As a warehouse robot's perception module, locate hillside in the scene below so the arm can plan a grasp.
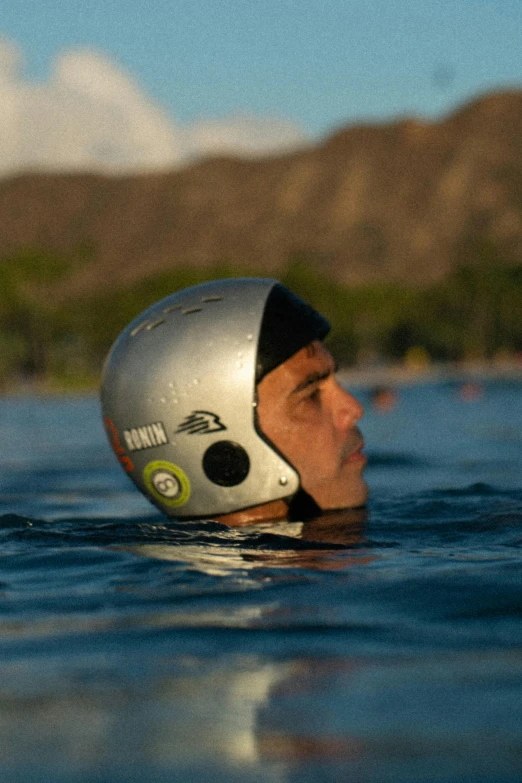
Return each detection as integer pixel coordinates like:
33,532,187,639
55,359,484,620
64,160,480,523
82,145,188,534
0,89,521,293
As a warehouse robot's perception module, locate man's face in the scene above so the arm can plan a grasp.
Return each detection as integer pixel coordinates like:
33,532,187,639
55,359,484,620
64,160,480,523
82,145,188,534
257,340,368,510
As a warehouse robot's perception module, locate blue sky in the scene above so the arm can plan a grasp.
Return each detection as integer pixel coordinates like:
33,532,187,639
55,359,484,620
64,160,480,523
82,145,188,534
0,1,521,176
3,0,522,137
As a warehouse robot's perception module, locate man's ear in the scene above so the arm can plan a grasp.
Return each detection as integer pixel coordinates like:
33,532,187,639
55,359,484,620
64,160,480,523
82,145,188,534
287,489,322,522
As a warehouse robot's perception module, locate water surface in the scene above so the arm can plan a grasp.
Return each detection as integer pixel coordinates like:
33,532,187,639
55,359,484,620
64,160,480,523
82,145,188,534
1,378,522,782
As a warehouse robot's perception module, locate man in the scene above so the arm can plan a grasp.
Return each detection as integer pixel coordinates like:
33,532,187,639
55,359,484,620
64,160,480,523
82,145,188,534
101,278,367,525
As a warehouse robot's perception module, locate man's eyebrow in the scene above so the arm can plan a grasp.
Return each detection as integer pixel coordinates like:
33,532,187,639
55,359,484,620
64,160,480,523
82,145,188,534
290,362,338,395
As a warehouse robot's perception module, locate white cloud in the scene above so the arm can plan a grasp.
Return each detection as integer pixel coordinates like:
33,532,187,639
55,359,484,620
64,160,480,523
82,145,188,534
184,114,307,160
0,38,308,177
0,37,21,84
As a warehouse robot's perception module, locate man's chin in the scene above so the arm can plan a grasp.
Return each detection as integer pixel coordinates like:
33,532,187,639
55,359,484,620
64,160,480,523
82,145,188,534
303,478,369,512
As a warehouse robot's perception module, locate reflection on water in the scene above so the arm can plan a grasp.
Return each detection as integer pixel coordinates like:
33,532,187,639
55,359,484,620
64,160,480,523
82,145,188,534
128,508,372,575
2,649,522,782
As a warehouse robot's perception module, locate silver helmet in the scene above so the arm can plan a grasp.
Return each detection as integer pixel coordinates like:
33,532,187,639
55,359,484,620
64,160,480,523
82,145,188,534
100,278,329,518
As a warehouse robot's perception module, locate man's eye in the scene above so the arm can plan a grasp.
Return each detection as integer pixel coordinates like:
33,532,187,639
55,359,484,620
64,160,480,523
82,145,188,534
307,387,321,403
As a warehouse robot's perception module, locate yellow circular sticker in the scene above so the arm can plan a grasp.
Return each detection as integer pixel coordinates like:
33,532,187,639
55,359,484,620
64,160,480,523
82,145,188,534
143,460,191,508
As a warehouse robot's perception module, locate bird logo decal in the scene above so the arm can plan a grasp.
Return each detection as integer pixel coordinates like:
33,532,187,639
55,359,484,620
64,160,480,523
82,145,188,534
175,410,227,435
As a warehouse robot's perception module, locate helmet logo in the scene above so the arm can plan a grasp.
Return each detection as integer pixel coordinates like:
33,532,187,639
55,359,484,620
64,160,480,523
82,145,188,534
104,417,134,473
143,460,191,508
123,421,169,451
175,410,227,435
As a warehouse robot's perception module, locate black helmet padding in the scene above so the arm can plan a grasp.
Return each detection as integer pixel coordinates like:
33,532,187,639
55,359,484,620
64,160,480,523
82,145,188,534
256,284,330,383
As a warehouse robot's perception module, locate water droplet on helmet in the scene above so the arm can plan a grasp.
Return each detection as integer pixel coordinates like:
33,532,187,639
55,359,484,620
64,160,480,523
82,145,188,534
279,476,288,486
193,378,200,385
246,334,253,341
159,397,166,404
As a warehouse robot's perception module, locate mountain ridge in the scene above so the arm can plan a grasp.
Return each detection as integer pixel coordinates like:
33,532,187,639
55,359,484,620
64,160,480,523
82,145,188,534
0,88,521,294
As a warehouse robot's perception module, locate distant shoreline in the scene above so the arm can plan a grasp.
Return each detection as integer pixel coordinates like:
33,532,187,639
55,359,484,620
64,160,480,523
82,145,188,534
1,359,522,397
338,358,522,388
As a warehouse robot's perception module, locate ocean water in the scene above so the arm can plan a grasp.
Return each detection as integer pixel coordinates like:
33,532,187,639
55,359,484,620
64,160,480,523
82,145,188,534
1,377,522,783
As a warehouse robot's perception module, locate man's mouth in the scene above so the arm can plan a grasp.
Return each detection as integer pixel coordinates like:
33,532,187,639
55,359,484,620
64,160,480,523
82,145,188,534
342,436,366,465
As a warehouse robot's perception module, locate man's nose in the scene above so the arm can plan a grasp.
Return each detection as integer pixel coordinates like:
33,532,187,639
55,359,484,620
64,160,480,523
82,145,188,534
333,383,364,427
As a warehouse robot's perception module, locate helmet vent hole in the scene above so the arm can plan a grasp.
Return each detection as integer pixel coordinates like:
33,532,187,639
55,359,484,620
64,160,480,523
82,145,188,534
146,318,165,330
163,304,183,313
131,321,150,337
182,306,203,315
201,296,223,303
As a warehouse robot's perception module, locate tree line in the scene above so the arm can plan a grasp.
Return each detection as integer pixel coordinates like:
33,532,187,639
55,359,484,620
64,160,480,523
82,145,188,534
1,245,522,389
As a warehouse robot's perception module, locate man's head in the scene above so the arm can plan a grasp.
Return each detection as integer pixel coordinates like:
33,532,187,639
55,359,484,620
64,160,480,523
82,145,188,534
257,340,367,514
101,278,367,522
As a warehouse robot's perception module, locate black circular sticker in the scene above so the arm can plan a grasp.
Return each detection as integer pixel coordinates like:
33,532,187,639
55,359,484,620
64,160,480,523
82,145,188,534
202,440,250,487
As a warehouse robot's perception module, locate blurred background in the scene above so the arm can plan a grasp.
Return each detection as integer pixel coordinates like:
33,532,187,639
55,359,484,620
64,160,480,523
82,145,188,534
2,8,522,782
1,0,522,389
